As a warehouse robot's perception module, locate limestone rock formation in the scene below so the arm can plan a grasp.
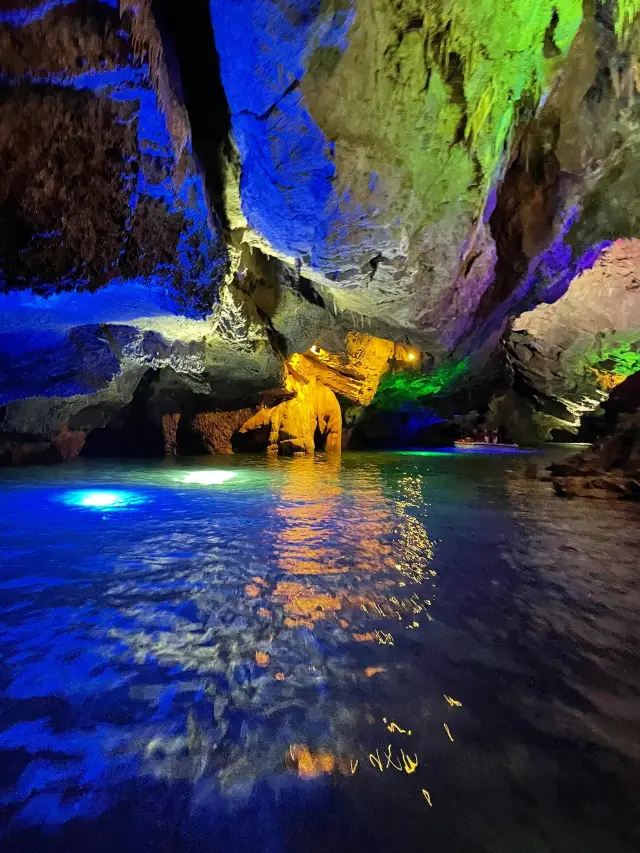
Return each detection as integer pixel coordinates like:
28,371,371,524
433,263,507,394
293,334,395,406
161,412,181,456
550,372,640,498
508,240,640,437
240,356,342,455
550,416,640,499
212,0,586,345
1,0,640,458
0,0,226,308
190,408,256,455
0,425,86,465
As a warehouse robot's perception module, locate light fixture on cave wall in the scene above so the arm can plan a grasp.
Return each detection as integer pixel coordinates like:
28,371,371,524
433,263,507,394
394,343,421,367
305,339,421,373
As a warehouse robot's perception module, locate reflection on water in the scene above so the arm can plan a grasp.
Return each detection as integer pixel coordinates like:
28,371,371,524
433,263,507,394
0,452,639,852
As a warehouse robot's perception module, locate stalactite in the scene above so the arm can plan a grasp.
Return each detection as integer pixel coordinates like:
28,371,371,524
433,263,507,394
615,0,640,37
418,0,583,186
118,0,189,167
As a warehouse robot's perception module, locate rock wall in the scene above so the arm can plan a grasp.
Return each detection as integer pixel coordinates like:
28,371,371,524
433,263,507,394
190,408,256,455
0,0,226,308
507,240,640,437
1,0,640,458
240,356,342,456
550,373,640,499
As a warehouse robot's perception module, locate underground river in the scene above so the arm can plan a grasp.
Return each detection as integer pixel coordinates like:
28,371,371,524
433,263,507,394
0,450,639,852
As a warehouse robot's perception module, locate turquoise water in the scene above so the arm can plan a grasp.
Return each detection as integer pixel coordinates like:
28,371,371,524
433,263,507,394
0,451,639,852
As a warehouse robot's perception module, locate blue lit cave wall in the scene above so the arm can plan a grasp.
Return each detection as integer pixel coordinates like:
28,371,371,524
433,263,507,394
0,0,227,404
210,0,640,363
210,0,388,277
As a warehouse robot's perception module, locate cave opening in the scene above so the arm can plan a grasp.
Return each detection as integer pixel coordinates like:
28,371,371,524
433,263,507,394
80,370,165,458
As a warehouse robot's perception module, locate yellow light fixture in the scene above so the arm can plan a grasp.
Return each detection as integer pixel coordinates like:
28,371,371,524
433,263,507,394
408,352,416,361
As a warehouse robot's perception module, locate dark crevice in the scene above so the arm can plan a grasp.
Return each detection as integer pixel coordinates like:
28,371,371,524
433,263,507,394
81,370,165,458
594,0,616,31
296,273,326,308
255,303,290,359
543,10,562,58
476,121,562,319
396,15,424,44
150,0,233,230
452,113,468,146
238,78,301,122
462,250,481,277
437,50,469,147
443,51,466,106
368,253,382,281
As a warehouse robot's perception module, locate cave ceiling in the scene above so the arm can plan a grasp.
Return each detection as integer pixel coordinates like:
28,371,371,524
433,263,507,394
0,0,639,452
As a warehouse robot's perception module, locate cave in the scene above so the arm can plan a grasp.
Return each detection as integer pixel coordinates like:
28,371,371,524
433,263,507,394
0,2,639,851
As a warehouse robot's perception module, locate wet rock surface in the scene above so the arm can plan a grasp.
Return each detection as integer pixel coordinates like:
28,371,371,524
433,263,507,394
550,417,640,499
0,1,639,457
508,241,640,437
550,373,640,499
240,358,343,456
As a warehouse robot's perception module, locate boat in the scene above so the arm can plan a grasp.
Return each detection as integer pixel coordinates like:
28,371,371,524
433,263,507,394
454,439,519,450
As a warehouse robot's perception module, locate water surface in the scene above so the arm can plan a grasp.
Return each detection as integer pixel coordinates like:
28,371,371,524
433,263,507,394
1,451,639,852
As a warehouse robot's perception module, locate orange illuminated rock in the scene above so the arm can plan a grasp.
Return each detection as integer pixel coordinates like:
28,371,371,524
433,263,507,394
255,651,270,667
589,368,627,393
302,333,395,405
365,666,386,677
240,360,341,456
245,583,261,598
236,333,396,455
315,376,342,453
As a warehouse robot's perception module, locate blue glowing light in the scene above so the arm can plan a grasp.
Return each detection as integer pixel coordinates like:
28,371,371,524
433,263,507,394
58,490,145,509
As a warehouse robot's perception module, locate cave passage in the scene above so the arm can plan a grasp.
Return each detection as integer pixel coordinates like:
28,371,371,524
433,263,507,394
1,2,640,852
